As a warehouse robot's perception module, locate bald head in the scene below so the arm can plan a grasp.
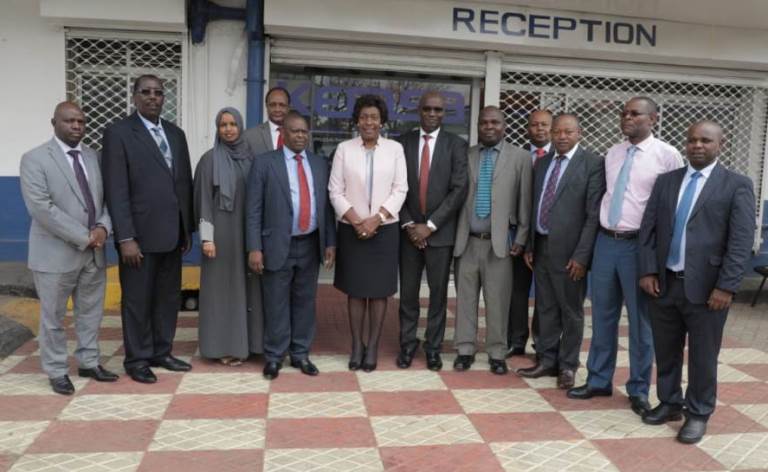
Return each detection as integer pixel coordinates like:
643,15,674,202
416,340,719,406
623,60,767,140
686,120,724,170
419,91,446,133
51,101,86,147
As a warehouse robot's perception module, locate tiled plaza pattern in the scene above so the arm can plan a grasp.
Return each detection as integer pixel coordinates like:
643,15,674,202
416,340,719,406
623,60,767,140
2,285,768,471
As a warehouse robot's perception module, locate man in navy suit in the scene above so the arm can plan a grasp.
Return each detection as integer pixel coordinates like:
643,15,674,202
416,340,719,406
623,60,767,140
639,121,755,444
102,74,194,384
246,111,336,380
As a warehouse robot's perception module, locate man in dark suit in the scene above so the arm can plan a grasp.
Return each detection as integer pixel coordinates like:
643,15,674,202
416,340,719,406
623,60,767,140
517,114,605,390
396,91,468,371
102,74,195,384
507,109,552,357
638,121,755,444
246,111,336,380
243,86,290,156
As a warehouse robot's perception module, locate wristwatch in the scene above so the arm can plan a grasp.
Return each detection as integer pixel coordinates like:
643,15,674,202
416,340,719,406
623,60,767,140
377,212,386,223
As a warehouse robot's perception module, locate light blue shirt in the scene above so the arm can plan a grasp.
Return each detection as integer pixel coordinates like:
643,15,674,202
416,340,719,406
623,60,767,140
283,147,317,235
666,160,717,272
137,112,171,157
536,143,579,234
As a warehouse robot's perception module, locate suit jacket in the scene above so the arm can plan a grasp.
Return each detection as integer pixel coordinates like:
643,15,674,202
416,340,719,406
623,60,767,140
639,163,755,303
528,146,605,268
243,121,274,157
454,142,533,258
101,112,194,253
397,129,468,247
245,149,336,271
20,138,112,272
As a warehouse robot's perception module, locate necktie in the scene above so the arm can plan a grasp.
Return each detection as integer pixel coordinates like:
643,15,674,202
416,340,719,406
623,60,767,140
67,150,96,229
151,127,172,168
419,135,432,215
294,155,311,232
607,145,638,228
276,128,284,149
667,171,702,267
535,147,546,160
474,148,494,218
538,155,565,232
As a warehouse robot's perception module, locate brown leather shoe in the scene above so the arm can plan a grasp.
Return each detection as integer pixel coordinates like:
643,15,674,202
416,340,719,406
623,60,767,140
557,369,575,389
516,363,558,378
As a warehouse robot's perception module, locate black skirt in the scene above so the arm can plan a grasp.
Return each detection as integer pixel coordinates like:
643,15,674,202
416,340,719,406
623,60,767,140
334,222,399,298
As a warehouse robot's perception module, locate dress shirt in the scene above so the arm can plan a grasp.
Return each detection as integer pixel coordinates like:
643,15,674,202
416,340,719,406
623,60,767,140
468,142,502,234
666,160,717,272
535,143,579,234
529,142,551,164
283,147,317,235
54,136,88,180
269,121,280,149
138,112,171,158
328,136,408,224
600,134,683,231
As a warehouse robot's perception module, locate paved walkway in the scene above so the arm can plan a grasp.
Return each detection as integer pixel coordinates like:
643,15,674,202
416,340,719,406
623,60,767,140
1,285,768,471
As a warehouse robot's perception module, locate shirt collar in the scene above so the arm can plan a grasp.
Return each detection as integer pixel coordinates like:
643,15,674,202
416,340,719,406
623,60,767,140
269,120,281,133
480,140,503,154
138,112,163,131
686,159,717,179
531,142,551,154
628,133,655,153
54,136,82,155
419,127,440,141
282,146,307,161
556,143,579,160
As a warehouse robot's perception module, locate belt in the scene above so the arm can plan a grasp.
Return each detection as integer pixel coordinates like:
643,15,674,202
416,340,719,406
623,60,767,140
469,232,492,240
666,269,685,279
292,230,318,240
600,227,639,240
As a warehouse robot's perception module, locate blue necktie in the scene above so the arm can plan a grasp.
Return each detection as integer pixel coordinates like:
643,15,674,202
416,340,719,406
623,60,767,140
667,171,702,267
607,145,638,227
475,148,494,218
151,127,173,169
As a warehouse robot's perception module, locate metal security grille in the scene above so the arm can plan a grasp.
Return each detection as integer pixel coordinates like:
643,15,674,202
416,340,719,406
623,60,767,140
65,30,183,151
500,70,767,247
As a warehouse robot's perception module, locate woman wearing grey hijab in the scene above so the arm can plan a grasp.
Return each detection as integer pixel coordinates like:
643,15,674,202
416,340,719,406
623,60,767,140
194,107,263,365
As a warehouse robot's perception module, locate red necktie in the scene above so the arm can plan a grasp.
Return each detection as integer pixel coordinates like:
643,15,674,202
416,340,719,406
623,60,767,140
535,147,546,159
276,128,284,149
419,135,431,215
294,155,310,232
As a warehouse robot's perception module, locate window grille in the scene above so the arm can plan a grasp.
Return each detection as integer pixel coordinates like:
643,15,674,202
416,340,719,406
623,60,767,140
65,30,183,151
500,70,767,247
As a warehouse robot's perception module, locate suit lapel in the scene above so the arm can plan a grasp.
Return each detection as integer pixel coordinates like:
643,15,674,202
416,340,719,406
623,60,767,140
262,123,274,151
407,132,421,192
552,147,583,203
492,142,510,182
47,140,87,207
688,163,723,221
81,148,100,199
270,151,292,205
533,153,552,202
162,119,180,178
130,114,173,177
667,168,686,224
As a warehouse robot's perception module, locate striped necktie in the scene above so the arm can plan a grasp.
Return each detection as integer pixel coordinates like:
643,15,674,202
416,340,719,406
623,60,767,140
151,127,173,169
474,148,494,218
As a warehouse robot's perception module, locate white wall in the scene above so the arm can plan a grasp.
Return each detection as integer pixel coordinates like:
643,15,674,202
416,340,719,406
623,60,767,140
0,0,66,176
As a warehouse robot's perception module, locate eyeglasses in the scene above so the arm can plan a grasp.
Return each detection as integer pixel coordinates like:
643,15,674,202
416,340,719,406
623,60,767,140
138,89,164,97
421,106,445,113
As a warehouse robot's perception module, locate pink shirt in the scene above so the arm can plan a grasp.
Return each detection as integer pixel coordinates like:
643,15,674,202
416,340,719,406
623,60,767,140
329,136,408,224
600,134,684,231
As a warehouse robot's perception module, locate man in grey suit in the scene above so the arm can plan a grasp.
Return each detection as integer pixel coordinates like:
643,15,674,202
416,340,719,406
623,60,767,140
20,102,119,395
453,106,532,375
639,121,755,444
243,86,291,156
517,114,605,390
246,112,336,380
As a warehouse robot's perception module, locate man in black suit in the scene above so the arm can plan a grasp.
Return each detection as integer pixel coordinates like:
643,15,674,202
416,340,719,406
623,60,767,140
396,91,468,371
507,109,552,357
246,112,337,380
638,121,755,444
102,74,195,384
517,114,605,390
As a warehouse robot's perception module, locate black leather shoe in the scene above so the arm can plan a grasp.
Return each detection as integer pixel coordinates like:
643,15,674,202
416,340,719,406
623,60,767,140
642,403,684,425
516,363,558,378
263,361,282,380
290,358,319,376
49,375,75,395
453,354,475,372
489,359,509,375
396,345,418,369
629,395,651,416
567,384,613,399
150,355,192,372
127,366,157,384
78,365,119,382
426,352,443,371
677,416,707,444
505,346,526,358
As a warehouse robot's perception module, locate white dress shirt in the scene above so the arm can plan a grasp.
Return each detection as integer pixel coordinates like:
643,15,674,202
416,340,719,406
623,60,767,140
54,136,88,180
269,120,281,148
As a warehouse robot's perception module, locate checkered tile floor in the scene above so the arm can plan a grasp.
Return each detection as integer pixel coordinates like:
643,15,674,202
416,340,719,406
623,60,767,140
2,285,768,471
